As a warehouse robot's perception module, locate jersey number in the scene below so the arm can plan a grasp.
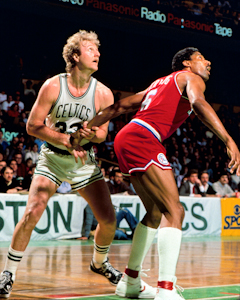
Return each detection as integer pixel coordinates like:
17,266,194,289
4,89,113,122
140,89,157,111
55,121,82,134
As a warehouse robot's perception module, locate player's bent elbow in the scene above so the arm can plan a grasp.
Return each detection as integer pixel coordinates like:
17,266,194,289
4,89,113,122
26,121,42,137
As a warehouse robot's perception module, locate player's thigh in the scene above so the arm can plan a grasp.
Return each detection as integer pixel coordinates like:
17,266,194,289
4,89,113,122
78,179,115,224
134,165,180,214
130,175,162,228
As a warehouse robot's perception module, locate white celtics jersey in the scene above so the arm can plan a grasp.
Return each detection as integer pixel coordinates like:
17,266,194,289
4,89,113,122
45,73,97,150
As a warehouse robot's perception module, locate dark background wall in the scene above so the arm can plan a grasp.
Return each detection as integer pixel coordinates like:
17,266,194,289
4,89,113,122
1,0,240,105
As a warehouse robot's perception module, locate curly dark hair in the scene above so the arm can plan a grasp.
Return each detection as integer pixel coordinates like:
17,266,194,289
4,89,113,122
172,47,199,72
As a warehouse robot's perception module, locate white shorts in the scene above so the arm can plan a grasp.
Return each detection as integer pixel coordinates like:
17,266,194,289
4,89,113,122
35,143,103,191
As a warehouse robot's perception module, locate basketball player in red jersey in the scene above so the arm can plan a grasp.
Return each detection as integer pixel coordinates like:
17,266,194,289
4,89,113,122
73,47,240,299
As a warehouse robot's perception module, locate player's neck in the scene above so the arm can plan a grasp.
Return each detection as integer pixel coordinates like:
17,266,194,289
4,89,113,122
69,68,93,89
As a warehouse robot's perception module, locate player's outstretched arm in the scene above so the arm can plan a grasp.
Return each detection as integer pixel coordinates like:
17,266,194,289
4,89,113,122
87,90,146,128
70,90,146,147
186,75,240,175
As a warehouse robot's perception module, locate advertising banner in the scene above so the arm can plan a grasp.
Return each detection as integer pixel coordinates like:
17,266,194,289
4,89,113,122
0,194,222,241
221,198,240,236
47,0,236,39
0,194,86,241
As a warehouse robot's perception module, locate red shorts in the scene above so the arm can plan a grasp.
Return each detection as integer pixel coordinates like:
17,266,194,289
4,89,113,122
114,122,171,176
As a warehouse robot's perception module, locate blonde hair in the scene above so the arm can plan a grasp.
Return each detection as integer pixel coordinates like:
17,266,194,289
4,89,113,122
62,30,100,72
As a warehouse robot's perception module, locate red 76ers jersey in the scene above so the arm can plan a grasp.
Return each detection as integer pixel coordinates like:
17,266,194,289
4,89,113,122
134,71,192,142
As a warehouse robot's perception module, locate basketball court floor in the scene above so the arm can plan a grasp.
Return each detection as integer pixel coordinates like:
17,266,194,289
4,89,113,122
0,236,239,299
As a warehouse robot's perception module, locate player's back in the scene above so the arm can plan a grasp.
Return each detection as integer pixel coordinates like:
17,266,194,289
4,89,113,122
134,71,192,141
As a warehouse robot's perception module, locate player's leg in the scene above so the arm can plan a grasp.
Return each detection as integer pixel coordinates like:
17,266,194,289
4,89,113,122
0,175,57,298
78,179,122,285
134,165,185,300
116,176,160,299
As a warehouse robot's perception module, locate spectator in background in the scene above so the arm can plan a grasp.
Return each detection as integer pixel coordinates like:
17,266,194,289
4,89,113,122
0,166,22,193
34,138,44,152
1,95,15,128
212,172,235,198
79,204,99,240
16,141,26,160
25,143,39,164
226,172,238,192
0,90,7,106
17,134,27,152
114,207,139,240
24,80,36,98
179,169,202,197
25,158,33,174
8,140,24,161
106,169,135,195
231,172,240,187
6,103,19,131
100,149,118,174
198,171,218,197
108,120,115,139
20,111,28,124
79,204,138,241
170,151,182,181
22,165,36,191
14,91,24,113
105,133,114,151
14,153,26,178
5,137,19,159
0,161,7,173
177,165,189,188
24,80,37,112
9,159,18,179
211,160,222,182
0,131,9,153
1,95,14,113
100,167,109,182
181,148,192,167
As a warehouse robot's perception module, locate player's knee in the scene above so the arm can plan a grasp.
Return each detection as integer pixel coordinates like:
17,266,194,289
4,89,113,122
143,210,161,228
98,213,116,230
21,201,47,230
176,202,185,223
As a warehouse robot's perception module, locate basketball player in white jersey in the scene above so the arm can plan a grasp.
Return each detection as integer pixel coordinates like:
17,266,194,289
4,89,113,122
0,30,124,298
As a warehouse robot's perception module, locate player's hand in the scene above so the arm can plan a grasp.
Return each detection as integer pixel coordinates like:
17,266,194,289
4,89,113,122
66,144,87,164
79,121,99,140
226,140,240,176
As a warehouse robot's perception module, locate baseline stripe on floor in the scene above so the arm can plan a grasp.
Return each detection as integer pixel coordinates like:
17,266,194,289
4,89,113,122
47,285,240,300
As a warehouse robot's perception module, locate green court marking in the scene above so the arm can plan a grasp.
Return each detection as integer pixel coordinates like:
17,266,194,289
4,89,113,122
0,239,132,249
182,285,240,299
49,286,240,300
1,235,239,249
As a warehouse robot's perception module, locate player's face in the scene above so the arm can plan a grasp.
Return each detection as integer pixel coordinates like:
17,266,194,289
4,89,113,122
78,40,100,72
188,52,211,81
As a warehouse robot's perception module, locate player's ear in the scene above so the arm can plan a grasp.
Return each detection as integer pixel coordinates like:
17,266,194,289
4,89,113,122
73,53,79,62
182,60,191,67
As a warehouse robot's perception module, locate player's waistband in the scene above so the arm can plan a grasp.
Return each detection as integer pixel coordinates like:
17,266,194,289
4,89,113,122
44,142,93,156
130,118,162,142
